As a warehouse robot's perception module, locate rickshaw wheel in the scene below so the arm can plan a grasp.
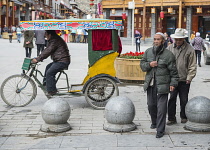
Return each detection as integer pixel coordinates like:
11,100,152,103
84,77,119,109
0,74,37,107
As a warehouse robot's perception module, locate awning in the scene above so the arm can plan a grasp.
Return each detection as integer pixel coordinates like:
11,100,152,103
11,0,23,5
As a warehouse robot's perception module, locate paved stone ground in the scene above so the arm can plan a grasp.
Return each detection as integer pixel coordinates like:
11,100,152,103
0,38,210,150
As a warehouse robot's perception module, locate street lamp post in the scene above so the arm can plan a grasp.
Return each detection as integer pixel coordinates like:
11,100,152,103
128,0,135,46
132,0,134,46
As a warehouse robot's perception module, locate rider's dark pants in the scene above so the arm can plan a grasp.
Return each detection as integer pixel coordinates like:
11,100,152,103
43,62,69,92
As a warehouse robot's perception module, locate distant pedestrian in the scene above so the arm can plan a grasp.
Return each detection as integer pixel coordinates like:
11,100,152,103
164,32,173,48
16,26,22,43
23,30,34,58
11,25,16,32
206,32,210,42
71,29,76,42
82,29,88,43
135,30,142,52
63,30,69,43
0,27,2,38
190,31,195,41
191,32,205,67
3,25,8,32
34,30,45,56
167,28,197,125
8,26,13,43
76,29,83,43
184,30,190,44
140,32,179,138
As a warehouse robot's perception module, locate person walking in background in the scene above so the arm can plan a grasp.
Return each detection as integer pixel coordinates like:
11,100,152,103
190,31,196,41
16,26,22,43
23,30,34,58
135,30,142,52
0,27,2,38
11,25,16,32
8,26,13,43
63,30,69,43
3,25,8,32
76,29,83,43
82,29,88,43
34,30,45,56
167,28,197,125
206,32,210,42
140,32,179,138
164,32,173,48
71,29,76,43
184,30,190,44
191,32,205,67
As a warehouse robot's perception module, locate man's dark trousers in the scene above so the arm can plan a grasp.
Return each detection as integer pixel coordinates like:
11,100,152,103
147,84,168,133
37,44,45,56
168,81,190,121
43,62,69,92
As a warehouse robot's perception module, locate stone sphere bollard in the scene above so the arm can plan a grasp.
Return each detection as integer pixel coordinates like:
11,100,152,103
41,97,71,132
103,96,136,132
185,96,210,131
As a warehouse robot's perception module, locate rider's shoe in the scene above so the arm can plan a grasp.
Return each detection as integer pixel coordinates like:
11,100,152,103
45,91,58,99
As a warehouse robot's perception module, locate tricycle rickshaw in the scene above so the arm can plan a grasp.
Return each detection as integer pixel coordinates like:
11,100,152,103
0,19,122,109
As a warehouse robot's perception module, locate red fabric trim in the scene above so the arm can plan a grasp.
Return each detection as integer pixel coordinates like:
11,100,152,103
92,30,113,51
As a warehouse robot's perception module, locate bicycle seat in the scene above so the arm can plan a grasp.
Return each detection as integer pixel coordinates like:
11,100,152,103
60,68,68,71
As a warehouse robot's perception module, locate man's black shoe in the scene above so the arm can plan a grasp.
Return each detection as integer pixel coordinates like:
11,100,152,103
150,124,156,129
45,91,58,99
166,120,177,125
156,132,164,138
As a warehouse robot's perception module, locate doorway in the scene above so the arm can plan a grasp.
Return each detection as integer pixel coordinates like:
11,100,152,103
166,17,176,36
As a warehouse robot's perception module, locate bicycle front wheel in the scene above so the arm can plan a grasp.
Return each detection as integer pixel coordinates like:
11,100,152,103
84,77,119,109
0,74,37,107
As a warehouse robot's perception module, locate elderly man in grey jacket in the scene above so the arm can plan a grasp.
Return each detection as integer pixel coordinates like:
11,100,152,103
34,30,46,56
140,32,179,138
167,28,197,125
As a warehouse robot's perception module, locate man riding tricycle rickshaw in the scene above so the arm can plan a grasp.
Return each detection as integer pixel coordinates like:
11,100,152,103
0,19,122,109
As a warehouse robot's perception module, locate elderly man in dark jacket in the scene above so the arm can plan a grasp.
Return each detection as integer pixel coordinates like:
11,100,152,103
32,30,70,97
140,32,179,138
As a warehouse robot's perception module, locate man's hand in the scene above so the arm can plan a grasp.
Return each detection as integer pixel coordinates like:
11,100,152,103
26,41,30,44
170,86,175,92
31,58,38,63
150,61,158,67
186,80,191,84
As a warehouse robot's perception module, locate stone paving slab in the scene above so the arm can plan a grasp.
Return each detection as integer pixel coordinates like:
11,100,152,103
1,39,210,149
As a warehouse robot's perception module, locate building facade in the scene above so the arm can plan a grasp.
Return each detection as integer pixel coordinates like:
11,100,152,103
0,0,85,28
102,0,210,39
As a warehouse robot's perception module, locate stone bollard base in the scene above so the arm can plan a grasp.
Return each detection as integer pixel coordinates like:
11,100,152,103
41,123,71,133
184,121,210,132
103,122,136,132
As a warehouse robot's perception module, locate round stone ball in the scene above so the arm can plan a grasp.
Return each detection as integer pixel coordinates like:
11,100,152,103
186,96,210,123
105,96,135,124
41,97,71,124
